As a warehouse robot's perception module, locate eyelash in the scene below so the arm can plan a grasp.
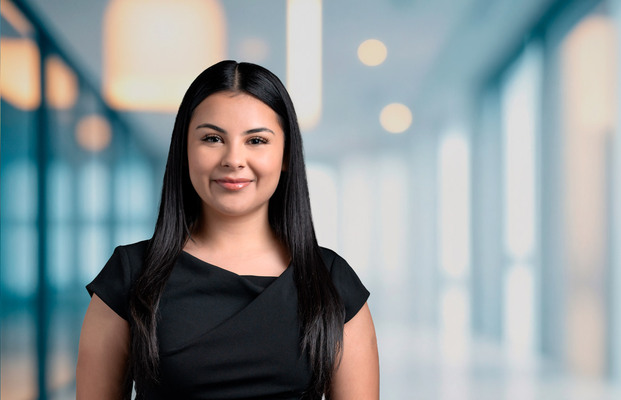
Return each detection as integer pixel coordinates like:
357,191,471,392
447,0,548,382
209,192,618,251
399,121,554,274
248,136,269,145
200,135,269,145
201,135,223,143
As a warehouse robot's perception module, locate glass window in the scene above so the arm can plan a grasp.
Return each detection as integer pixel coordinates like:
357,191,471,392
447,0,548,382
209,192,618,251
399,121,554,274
500,43,543,364
438,126,471,363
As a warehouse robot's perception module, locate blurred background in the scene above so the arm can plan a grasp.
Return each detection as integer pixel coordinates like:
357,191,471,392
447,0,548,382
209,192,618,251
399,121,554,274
2,0,621,398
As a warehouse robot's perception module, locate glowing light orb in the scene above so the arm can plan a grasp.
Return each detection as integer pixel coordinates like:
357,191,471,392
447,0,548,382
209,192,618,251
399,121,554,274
380,103,412,133
358,39,387,66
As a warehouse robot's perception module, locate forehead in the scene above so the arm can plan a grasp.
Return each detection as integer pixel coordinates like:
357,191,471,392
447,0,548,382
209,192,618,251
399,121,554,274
190,91,282,128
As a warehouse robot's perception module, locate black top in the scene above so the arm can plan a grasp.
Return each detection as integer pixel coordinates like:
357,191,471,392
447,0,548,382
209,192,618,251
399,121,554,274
86,240,369,399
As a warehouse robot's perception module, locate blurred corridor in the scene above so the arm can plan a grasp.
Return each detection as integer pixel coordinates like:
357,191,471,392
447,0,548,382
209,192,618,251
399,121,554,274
2,0,621,398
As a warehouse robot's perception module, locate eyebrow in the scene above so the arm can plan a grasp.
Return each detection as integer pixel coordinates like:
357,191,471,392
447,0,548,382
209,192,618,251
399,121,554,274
195,123,275,135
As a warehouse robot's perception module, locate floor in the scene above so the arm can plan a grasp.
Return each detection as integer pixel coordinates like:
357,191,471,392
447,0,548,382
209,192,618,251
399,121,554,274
2,305,621,400
376,322,621,400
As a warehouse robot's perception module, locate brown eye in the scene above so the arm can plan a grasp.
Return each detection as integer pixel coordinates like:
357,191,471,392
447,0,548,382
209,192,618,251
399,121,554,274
202,135,223,143
248,137,268,145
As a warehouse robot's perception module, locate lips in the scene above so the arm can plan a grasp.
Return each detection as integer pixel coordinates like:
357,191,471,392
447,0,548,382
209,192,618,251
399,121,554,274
214,178,253,191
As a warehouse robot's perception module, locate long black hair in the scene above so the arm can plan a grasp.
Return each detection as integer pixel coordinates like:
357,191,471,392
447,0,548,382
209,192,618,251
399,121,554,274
128,60,344,398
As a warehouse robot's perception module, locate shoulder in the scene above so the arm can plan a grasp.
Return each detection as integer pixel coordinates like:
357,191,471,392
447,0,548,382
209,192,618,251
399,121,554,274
106,239,150,277
318,246,344,271
318,247,370,323
114,239,150,260
110,239,151,279
85,239,151,320
319,247,360,277
319,247,358,279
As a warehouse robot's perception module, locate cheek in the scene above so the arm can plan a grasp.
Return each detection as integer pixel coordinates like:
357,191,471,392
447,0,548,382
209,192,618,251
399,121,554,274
187,160,200,195
187,151,212,189
259,151,285,177
187,152,199,181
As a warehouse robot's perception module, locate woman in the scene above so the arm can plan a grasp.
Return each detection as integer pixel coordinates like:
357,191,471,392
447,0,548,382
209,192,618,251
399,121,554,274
77,60,379,399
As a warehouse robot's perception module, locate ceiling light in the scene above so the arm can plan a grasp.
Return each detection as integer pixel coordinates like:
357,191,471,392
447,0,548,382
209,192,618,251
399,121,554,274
380,103,412,133
358,39,387,67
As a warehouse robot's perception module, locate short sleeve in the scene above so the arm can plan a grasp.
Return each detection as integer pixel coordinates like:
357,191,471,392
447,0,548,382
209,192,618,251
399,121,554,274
321,248,370,323
86,241,147,320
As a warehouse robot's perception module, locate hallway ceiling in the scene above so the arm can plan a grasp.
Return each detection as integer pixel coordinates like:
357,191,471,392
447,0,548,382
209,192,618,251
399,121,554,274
24,0,557,161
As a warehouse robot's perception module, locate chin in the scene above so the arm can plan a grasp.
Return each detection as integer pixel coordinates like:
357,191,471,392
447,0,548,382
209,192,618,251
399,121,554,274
212,204,267,218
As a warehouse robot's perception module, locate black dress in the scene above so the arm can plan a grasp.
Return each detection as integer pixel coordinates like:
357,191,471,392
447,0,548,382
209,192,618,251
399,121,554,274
86,240,369,399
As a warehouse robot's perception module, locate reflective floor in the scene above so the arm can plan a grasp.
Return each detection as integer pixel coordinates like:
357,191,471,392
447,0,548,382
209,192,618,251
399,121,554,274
2,304,621,400
377,322,621,400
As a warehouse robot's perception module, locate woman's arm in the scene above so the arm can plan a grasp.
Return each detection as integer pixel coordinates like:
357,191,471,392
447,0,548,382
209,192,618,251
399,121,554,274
76,294,130,399
330,302,380,399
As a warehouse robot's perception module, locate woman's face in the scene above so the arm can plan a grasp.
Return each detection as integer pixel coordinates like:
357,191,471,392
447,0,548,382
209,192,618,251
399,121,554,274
187,91,286,221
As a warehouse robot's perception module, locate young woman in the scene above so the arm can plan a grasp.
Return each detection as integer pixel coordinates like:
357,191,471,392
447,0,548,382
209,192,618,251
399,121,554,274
77,60,379,399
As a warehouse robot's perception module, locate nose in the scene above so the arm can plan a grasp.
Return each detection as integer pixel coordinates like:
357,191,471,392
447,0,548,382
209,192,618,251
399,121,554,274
220,142,245,169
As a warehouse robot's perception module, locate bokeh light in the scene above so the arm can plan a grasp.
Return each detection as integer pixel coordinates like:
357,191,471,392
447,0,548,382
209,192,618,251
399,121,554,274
358,39,387,66
103,0,226,112
0,38,40,110
75,115,112,152
379,103,412,133
45,55,78,109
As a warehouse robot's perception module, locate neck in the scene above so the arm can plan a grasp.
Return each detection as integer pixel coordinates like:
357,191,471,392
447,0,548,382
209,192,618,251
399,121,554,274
185,206,290,276
191,208,277,254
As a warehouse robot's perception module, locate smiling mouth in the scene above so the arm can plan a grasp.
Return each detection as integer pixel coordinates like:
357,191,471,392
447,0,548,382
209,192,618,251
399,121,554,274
214,179,253,191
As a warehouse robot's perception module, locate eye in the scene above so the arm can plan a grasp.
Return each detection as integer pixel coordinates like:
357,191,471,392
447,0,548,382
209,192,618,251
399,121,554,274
201,135,223,143
248,136,268,145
